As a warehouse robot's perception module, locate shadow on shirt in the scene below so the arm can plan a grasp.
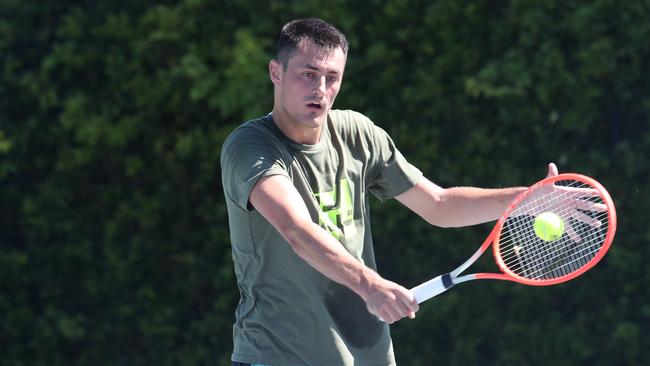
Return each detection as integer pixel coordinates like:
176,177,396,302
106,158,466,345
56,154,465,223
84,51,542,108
324,282,384,349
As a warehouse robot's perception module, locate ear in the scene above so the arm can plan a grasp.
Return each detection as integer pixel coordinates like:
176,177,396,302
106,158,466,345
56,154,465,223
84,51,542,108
269,59,282,85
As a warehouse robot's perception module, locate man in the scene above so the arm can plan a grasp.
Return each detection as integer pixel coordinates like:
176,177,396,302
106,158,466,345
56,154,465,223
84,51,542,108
221,18,558,366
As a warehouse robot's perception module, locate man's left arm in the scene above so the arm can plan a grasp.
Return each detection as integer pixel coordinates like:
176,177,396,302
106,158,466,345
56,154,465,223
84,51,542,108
395,163,558,228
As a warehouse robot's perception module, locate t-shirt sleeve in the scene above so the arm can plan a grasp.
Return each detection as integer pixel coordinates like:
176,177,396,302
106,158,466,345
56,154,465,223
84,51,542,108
366,123,423,201
220,126,290,211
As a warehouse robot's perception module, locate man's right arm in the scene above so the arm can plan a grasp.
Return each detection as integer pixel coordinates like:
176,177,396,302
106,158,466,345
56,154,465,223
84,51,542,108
249,174,419,323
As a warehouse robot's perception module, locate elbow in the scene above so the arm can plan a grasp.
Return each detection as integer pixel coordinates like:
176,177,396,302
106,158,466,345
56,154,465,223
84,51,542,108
423,189,471,228
426,216,458,228
423,188,456,228
431,220,454,229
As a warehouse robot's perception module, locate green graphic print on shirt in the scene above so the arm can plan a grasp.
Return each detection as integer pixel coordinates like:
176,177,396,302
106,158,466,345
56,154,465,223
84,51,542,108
314,178,356,240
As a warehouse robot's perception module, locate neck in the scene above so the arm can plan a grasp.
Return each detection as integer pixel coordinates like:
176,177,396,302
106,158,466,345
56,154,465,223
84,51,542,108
270,106,324,145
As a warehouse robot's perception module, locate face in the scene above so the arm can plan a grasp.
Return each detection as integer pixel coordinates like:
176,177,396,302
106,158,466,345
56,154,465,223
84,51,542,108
270,39,346,139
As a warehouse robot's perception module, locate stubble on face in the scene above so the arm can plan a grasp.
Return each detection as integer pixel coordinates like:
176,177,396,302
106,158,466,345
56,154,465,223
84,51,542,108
272,40,346,144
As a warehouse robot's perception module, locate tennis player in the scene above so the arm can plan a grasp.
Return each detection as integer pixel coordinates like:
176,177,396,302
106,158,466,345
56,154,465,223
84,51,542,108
221,17,557,366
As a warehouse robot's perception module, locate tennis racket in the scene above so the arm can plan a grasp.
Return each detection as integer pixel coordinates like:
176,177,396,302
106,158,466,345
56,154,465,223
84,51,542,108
411,173,617,303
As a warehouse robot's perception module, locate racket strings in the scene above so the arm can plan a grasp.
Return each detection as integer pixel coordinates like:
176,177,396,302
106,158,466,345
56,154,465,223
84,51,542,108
497,179,609,281
503,194,605,279
506,190,607,279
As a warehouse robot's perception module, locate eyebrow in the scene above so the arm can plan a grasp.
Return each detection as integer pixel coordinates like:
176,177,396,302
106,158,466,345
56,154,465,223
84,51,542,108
304,63,340,74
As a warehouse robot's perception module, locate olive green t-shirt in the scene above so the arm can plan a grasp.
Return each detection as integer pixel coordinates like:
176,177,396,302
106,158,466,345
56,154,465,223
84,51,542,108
220,109,422,366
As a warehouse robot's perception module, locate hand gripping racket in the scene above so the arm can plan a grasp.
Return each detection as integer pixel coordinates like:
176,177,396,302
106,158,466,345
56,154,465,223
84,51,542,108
411,173,617,303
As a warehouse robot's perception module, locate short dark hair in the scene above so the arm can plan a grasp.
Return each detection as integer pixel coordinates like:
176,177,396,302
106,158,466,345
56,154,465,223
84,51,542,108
276,18,349,69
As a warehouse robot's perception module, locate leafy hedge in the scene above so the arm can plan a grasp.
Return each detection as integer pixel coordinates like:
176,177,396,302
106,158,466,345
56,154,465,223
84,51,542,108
1,0,648,365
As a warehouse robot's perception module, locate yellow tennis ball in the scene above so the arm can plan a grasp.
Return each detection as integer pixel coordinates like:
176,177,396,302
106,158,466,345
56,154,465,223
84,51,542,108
534,212,565,241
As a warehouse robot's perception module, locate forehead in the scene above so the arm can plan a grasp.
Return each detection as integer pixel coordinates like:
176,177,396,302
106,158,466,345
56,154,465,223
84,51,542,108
287,39,346,72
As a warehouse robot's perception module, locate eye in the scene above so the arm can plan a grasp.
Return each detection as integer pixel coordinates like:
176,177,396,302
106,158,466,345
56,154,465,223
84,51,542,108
303,72,315,79
326,76,338,82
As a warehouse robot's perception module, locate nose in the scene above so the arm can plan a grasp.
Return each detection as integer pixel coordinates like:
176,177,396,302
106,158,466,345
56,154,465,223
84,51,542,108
313,76,326,97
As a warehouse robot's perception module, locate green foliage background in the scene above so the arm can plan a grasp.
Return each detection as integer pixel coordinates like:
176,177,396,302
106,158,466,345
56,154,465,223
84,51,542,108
1,0,648,365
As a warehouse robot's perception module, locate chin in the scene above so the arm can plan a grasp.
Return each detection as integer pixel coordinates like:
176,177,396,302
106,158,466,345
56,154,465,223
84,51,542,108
302,113,327,127
314,113,328,124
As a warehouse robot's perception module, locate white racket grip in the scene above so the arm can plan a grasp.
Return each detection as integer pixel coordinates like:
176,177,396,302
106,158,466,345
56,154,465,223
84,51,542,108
411,274,453,303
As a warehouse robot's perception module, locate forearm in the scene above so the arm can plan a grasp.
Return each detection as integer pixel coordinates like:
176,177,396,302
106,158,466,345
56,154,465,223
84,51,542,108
437,186,526,226
397,179,526,228
281,219,380,301
250,174,418,322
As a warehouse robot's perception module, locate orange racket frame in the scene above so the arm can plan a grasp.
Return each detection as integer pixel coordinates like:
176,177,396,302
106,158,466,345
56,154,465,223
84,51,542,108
411,173,617,303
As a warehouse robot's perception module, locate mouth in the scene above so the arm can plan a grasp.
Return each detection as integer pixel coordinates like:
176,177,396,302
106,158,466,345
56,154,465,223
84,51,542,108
306,102,324,111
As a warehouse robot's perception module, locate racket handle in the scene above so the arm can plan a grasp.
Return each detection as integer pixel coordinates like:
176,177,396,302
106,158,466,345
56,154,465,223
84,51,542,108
411,273,454,303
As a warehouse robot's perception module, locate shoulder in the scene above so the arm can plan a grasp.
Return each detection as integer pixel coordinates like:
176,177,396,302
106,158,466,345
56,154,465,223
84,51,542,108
221,116,284,157
223,116,277,147
220,115,292,178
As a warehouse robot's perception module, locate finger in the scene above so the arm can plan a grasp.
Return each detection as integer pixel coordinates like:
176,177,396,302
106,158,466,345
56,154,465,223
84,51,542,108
400,289,419,312
571,199,608,212
555,186,600,197
396,292,419,320
384,307,401,324
394,296,415,321
569,210,603,228
373,307,390,323
565,223,581,243
407,298,419,314
394,300,415,320
373,308,390,324
398,301,419,320
546,163,559,178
